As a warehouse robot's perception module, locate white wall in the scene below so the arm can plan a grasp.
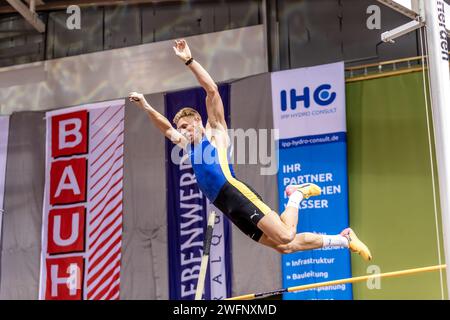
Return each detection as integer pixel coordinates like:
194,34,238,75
0,25,267,115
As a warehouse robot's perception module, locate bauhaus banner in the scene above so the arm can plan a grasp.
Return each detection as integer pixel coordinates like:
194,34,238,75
39,100,125,300
271,62,352,300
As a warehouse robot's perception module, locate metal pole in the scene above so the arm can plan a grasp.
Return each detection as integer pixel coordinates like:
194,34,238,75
264,0,280,72
424,0,450,299
226,264,447,300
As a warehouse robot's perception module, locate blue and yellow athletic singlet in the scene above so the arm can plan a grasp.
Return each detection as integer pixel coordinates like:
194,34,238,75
188,135,272,241
188,135,235,201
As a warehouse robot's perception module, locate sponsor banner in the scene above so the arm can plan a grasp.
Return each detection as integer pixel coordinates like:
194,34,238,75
39,100,125,300
165,85,232,300
0,116,9,251
271,62,352,300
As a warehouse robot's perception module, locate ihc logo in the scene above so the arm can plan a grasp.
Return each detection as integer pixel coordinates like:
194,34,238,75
280,84,336,111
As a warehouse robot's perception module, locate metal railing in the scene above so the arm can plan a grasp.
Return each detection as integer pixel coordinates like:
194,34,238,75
345,52,450,83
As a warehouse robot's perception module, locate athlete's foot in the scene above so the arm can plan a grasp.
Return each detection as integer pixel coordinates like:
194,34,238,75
285,183,322,199
340,228,372,261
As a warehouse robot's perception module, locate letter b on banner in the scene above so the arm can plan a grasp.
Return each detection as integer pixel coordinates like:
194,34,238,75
52,110,88,158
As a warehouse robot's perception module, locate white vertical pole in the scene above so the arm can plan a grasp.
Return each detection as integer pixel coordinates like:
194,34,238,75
445,2,450,33
0,116,10,253
424,0,450,298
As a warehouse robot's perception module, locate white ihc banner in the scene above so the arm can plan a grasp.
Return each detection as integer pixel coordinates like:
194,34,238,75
39,100,125,300
0,116,10,243
271,61,346,140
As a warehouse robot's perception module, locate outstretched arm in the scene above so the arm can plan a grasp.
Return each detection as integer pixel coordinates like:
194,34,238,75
128,92,187,147
173,39,227,130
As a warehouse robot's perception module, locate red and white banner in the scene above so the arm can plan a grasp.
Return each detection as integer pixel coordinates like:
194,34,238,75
39,100,125,300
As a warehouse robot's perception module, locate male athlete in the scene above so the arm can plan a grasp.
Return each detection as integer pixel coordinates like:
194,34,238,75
129,39,372,261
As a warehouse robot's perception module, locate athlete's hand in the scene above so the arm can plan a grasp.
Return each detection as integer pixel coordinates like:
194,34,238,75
173,39,192,63
128,92,147,109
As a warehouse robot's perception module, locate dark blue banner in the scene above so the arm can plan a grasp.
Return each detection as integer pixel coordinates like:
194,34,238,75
165,85,232,300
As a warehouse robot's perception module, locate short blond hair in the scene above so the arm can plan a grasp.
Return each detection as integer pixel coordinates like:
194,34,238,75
172,107,201,125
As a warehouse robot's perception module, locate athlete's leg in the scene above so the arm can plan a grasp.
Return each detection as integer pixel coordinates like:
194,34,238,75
279,183,322,230
256,211,297,245
259,228,372,261
259,231,350,254
256,183,321,245
278,194,301,232
259,232,325,253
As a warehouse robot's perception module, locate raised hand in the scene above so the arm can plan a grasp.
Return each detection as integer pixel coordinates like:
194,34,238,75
173,39,192,63
128,92,147,109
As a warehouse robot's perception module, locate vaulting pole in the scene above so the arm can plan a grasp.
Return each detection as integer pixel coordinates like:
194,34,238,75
226,265,447,300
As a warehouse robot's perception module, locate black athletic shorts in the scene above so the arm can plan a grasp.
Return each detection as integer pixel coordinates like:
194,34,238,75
213,180,273,242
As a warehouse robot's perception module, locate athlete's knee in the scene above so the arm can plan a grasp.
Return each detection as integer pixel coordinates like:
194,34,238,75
277,228,295,245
